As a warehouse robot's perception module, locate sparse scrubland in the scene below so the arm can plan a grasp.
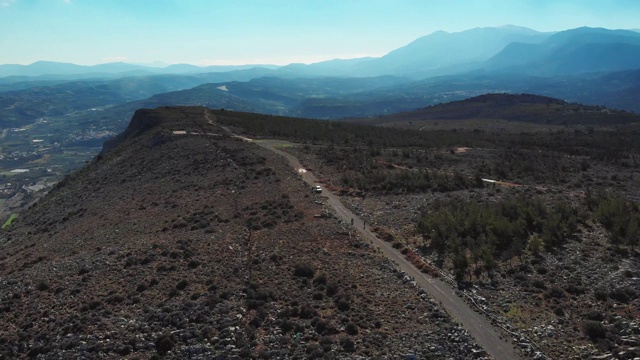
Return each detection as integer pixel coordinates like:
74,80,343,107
0,107,485,359
214,96,640,359
1,96,640,359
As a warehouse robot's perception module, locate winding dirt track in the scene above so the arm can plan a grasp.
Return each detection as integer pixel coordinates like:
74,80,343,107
207,111,521,359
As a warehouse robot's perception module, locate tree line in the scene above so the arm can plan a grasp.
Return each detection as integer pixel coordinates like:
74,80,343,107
586,190,640,249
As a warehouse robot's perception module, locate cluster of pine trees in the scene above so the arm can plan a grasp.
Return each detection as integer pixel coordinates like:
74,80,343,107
217,110,640,162
342,169,482,193
416,190,640,283
586,191,640,249
416,196,580,282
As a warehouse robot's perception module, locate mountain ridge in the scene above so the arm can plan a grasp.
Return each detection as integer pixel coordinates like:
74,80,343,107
7,25,639,80
350,93,640,127
483,27,640,75
0,106,486,359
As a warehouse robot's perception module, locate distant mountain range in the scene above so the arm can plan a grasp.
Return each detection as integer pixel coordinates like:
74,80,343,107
27,68,632,131
0,69,282,127
1,25,640,130
483,27,640,75
3,68,640,130
2,24,640,219
3,26,640,81
0,61,280,81
292,25,552,78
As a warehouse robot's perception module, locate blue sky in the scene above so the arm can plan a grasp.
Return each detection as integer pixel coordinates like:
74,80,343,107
2,0,639,66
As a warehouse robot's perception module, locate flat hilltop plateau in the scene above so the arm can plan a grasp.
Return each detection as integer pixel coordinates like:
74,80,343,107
0,107,484,359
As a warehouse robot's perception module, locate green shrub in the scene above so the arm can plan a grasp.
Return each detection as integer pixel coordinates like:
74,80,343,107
326,282,339,296
36,280,49,291
582,320,606,340
564,283,586,295
334,293,351,312
313,272,327,285
531,279,546,289
345,322,359,335
339,336,356,352
594,288,608,301
293,263,315,278
544,286,565,299
176,279,189,290
155,333,176,355
588,191,640,247
609,287,631,303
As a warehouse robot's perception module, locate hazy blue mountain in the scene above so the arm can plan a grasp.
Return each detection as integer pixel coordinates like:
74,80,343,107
5,26,640,83
0,61,156,77
0,61,281,79
95,70,640,121
0,74,410,128
268,26,551,79
3,25,640,132
484,27,640,75
89,62,156,74
357,25,551,78
0,61,85,77
67,75,414,129
0,78,72,91
0,66,278,93
0,69,285,127
122,75,411,116
279,69,640,118
0,77,174,127
164,63,280,74
567,69,640,111
104,71,639,121
28,70,635,147
277,58,375,77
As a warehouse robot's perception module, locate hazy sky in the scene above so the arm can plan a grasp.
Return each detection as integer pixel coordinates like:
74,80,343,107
2,0,639,66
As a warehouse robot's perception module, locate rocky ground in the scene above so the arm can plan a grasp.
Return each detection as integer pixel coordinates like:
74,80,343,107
287,142,640,360
0,107,489,359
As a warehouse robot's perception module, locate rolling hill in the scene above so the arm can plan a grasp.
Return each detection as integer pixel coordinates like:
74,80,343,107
353,93,640,127
0,68,281,128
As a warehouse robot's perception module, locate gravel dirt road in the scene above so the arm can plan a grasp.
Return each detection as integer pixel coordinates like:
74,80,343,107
256,139,521,360
208,110,522,359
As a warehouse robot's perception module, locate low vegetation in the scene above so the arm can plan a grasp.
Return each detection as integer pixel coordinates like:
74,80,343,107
0,107,484,359
416,196,581,281
2,100,639,359
221,100,640,359
2,213,17,229
586,190,640,248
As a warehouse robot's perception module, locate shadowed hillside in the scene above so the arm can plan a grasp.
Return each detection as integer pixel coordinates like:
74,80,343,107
355,93,640,127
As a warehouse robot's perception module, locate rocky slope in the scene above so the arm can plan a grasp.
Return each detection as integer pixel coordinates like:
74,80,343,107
0,107,485,359
286,136,640,360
